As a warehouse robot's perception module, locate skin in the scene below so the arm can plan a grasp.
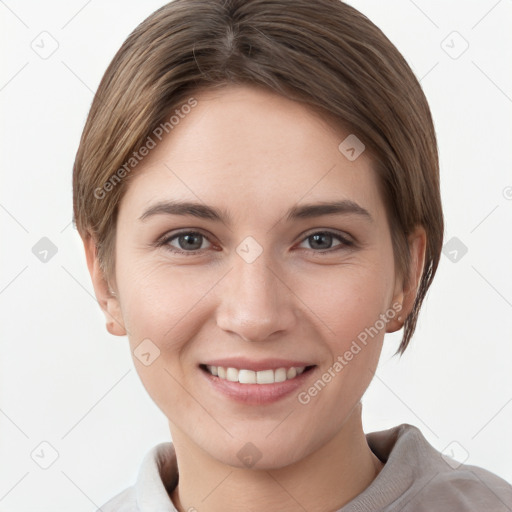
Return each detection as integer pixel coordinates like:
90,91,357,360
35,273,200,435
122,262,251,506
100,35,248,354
84,84,426,512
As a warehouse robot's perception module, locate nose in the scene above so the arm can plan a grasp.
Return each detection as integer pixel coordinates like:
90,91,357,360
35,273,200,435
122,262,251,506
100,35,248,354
215,251,297,343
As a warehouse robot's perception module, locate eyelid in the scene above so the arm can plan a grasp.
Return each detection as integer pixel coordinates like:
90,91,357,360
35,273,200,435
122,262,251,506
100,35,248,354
294,230,355,255
156,227,355,255
298,228,354,245
157,229,215,252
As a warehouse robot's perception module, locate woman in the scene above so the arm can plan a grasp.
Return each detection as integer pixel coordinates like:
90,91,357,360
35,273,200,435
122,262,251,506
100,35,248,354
72,0,512,510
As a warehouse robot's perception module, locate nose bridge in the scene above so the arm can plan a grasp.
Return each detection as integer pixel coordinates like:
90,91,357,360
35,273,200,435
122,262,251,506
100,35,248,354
215,246,295,341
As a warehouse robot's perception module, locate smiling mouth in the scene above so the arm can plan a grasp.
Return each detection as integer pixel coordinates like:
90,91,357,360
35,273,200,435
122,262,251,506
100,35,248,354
200,364,316,384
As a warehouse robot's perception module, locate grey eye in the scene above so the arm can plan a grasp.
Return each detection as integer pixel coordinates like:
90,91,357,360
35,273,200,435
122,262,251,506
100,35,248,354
299,232,348,251
166,232,211,252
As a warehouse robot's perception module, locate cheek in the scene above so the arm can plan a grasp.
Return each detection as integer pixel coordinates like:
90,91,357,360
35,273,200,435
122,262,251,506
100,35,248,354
115,260,214,412
117,258,216,351
296,254,395,352
292,261,391,422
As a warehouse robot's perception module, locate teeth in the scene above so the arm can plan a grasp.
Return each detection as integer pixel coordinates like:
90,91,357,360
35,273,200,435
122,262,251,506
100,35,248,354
205,365,307,384
257,369,274,384
274,368,287,383
286,367,297,379
226,367,238,382
239,369,256,384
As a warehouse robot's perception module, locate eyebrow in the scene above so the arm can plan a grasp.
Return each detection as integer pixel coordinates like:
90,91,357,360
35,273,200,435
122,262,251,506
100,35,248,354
138,199,373,224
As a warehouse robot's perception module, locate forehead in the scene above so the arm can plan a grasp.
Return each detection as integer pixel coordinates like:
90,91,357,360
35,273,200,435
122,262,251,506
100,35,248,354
119,85,384,222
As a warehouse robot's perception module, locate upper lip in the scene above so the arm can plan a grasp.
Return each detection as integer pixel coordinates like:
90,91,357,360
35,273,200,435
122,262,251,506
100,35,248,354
201,358,315,372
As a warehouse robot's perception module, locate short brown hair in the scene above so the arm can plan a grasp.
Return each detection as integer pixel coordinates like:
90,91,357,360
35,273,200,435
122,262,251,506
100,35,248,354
72,0,444,355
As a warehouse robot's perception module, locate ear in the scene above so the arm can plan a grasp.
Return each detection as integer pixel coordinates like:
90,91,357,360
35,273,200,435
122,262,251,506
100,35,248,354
386,225,427,333
82,232,127,337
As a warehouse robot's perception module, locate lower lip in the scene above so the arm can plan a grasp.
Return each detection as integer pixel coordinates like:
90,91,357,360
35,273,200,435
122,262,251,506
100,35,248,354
200,366,317,405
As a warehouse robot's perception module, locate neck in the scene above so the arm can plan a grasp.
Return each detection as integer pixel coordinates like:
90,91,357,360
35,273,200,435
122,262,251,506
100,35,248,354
169,403,384,512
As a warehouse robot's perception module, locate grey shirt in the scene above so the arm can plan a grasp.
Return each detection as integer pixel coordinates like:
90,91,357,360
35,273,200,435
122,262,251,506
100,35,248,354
98,423,512,511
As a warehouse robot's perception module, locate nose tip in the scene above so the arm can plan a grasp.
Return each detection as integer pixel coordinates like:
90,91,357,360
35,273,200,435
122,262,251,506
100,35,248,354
215,257,296,342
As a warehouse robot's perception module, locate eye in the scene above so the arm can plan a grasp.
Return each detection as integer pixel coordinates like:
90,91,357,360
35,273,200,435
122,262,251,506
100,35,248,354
297,231,354,253
156,229,354,256
158,231,213,254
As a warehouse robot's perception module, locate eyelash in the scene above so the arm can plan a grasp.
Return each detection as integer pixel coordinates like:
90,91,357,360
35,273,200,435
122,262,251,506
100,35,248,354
155,229,355,256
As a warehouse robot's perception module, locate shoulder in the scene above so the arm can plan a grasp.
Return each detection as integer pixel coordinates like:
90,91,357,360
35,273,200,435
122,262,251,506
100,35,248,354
96,485,138,512
365,424,512,512
414,463,512,511
95,442,178,512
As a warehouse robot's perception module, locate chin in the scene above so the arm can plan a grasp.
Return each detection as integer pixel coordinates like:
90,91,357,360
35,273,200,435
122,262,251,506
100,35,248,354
202,432,312,471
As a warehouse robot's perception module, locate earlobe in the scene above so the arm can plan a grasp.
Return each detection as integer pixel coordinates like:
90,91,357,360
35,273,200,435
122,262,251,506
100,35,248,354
386,295,404,334
82,232,127,337
104,294,127,337
386,226,427,333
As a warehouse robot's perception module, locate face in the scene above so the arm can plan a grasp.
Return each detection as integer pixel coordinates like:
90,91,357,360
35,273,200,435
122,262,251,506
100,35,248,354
102,85,409,469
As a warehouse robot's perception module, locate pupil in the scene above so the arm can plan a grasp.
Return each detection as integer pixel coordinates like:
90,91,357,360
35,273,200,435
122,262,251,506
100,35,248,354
311,233,331,249
181,233,201,250
177,233,333,251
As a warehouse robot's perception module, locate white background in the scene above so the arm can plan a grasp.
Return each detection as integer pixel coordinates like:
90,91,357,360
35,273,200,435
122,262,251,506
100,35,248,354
1,0,511,510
